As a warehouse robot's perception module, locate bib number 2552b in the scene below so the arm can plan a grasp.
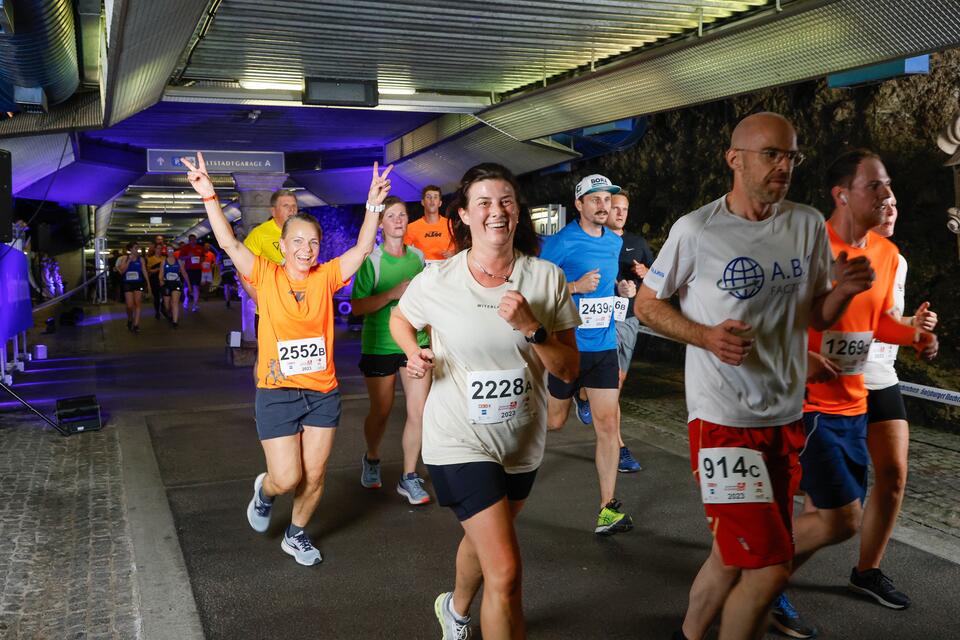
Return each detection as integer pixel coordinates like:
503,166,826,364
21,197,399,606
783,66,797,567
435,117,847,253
698,447,773,504
277,336,327,376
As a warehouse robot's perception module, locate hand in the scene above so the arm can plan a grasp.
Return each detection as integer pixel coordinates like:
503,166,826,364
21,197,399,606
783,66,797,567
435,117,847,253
576,269,601,294
912,301,938,331
616,279,637,298
367,161,394,206
914,330,938,361
389,279,411,301
807,351,841,383
702,319,753,366
833,251,874,297
497,290,538,333
633,260,648,278
180,152,216,198
405,348,435,378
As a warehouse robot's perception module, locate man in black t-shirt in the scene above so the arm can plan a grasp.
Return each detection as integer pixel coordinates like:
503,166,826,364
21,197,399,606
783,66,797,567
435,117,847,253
606,190,654,473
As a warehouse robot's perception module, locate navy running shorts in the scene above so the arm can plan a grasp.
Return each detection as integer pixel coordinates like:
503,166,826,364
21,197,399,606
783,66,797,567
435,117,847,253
426,461,538,521
547,348,619,399
800,412,869,509
255,387,341,440
186,270,202,286
867,384,907,424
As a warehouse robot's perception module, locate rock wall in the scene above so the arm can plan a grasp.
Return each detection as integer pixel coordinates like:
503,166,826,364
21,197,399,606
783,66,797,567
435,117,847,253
519,49,960,429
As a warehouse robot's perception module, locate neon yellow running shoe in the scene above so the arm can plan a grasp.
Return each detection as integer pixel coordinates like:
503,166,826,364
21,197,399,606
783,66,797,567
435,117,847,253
595,498,634,536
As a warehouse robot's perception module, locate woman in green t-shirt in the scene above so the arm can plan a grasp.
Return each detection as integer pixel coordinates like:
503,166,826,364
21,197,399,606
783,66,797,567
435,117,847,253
351,195,433,505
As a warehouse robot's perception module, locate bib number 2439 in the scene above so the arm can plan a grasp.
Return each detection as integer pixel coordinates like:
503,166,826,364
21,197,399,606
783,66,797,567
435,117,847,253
277,336,327,377
467,368,530,424
698,447,773,504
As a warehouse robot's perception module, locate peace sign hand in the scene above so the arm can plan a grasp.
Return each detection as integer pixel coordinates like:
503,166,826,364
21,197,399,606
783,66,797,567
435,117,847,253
367,161,394,206
180,152,216,199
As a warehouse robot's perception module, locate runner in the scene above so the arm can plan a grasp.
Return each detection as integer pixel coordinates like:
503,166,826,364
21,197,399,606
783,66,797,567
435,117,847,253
160,246,190,328
541,174,635,535
179,234,205,312
403,184,454,264
605,190,655,473
145,245,164,319
390,163,579,639
635,113,875,640
182,152,387,566
116,241,152,333
200,242,217,292
220,244,238,309
351,195,432,505
780,154,937,634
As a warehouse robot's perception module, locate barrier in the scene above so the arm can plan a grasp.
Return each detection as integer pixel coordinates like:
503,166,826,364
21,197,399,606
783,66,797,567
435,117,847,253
635,323,960,407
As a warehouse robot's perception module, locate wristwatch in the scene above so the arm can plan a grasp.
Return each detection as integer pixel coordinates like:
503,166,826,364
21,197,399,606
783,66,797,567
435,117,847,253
524,325,548,345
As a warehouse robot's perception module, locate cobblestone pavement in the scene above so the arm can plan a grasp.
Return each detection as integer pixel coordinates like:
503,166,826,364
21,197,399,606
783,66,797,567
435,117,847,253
619,355,960,555
0,414,139,640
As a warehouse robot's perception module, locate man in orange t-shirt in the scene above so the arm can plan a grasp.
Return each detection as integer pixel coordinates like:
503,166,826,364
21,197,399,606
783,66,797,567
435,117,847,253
787,150,936,620
403,184,454,262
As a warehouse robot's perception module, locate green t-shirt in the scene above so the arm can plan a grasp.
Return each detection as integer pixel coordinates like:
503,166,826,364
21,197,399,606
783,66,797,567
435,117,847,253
352,245,430,355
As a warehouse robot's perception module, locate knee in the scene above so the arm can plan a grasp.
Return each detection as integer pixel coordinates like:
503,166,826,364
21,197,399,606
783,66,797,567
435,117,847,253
592,414,618,437
303,465,328,489
830,508,861,542
270,469,301,494
484,558,522,599
877,463,908,495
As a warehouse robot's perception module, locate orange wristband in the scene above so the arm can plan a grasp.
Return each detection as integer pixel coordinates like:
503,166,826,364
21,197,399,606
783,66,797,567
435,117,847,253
201,194,219,202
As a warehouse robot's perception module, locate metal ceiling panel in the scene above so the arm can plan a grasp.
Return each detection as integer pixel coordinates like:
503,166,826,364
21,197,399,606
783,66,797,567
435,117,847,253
16,160,141,206
181,0,769,95
1,133,75,193
393,126,580,194
0,91,102,138
291,167,423,205
481,0,960,140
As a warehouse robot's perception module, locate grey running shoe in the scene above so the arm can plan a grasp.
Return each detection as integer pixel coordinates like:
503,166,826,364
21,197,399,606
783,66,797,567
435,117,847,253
397,473,431,505
434,592,471,640
360,454,382,489
281,530,322,566
246,472,272,533
848,567,911,609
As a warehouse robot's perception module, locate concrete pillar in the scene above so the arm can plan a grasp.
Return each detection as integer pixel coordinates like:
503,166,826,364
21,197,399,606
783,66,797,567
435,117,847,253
231,172,288,346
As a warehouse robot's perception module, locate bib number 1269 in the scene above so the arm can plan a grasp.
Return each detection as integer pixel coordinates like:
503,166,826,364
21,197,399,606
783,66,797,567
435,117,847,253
698,447,773,504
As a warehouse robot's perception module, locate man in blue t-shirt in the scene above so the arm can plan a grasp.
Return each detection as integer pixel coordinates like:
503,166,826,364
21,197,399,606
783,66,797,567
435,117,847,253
541,174,634,536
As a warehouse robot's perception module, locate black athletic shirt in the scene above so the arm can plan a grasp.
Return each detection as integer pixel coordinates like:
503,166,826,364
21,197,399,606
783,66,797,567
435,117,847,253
616,230,654,319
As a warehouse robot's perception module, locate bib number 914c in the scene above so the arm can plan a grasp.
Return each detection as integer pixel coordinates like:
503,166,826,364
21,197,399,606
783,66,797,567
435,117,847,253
698,447,773,504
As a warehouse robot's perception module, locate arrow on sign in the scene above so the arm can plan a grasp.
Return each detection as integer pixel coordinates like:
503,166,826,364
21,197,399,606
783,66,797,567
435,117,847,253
156,157,165,166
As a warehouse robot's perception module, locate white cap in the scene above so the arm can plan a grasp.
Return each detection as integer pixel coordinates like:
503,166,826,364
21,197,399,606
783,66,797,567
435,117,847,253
575,174,621,199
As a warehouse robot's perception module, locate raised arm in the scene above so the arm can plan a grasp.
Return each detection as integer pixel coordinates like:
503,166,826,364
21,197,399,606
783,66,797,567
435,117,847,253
181,153,256,279
340,162,393,281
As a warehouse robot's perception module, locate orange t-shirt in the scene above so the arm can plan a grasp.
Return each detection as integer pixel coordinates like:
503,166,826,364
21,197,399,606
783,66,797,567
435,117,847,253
201,251,216,273
805,223,908,416
403,216,454,261
245,256,347,393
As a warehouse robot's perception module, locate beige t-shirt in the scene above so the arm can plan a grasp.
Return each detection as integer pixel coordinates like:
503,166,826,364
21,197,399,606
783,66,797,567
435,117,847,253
398,251,580,472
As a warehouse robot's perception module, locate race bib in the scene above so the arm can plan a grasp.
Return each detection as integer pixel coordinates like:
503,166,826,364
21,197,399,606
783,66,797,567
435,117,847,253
202,261,211,269
467,368,531,424
277,336,327,376
578,296,615,328
223,258,233,267
821,330,873,375
125,271,139,281
867,340,899,367
613,296,630,322
698,447,773,504
164,272,179,282
190,256,200,264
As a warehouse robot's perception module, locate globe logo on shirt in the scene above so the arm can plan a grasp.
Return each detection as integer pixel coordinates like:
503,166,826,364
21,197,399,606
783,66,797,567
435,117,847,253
716,257,765,299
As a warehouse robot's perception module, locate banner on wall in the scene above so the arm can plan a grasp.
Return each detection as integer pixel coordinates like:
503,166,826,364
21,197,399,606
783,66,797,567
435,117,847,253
0,247,32,341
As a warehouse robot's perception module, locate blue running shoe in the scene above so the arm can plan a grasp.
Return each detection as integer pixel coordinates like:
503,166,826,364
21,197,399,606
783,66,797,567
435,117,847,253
618,446,642,473
360,454,382,489
281,530,322,566
246,472,272,533
573,393,592,425
397,473,431,505
770,593,817,639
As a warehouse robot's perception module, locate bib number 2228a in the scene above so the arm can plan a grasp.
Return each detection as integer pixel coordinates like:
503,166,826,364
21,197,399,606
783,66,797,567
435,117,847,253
467,368,530,424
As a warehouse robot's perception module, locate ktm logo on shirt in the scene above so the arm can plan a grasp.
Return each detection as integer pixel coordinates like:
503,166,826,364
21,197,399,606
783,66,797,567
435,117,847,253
424,231,443,238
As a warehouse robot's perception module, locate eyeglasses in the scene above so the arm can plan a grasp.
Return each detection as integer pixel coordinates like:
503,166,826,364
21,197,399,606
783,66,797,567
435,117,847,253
734,148,806,166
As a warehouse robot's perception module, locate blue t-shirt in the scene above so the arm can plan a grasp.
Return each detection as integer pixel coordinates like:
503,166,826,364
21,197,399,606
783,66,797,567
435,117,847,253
540,220,622,352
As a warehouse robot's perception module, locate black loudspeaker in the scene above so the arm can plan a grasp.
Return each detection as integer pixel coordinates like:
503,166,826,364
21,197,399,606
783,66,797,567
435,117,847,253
56,395,102,434
0,149,10,243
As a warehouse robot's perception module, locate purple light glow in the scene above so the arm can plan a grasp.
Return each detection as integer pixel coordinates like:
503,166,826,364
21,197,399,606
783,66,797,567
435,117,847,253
12,378,98,388
77,311,128,326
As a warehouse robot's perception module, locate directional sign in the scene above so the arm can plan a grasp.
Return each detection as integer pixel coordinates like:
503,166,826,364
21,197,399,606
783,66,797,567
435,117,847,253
147,149,285,174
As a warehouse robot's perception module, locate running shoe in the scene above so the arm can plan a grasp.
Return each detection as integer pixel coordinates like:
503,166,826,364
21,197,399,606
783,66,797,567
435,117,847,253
246,472,272,533
191,305,199,312
573,393,592,425
281,530,322,566
770,593,817,639
434,592,471,640
360,454,382,489
595,499,633,536
848,567,911,609
618,446,642,473
397,473,431,505
126,320,133,331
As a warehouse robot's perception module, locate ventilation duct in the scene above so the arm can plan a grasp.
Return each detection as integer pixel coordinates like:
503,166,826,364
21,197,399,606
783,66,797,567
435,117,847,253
0,0,79,113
